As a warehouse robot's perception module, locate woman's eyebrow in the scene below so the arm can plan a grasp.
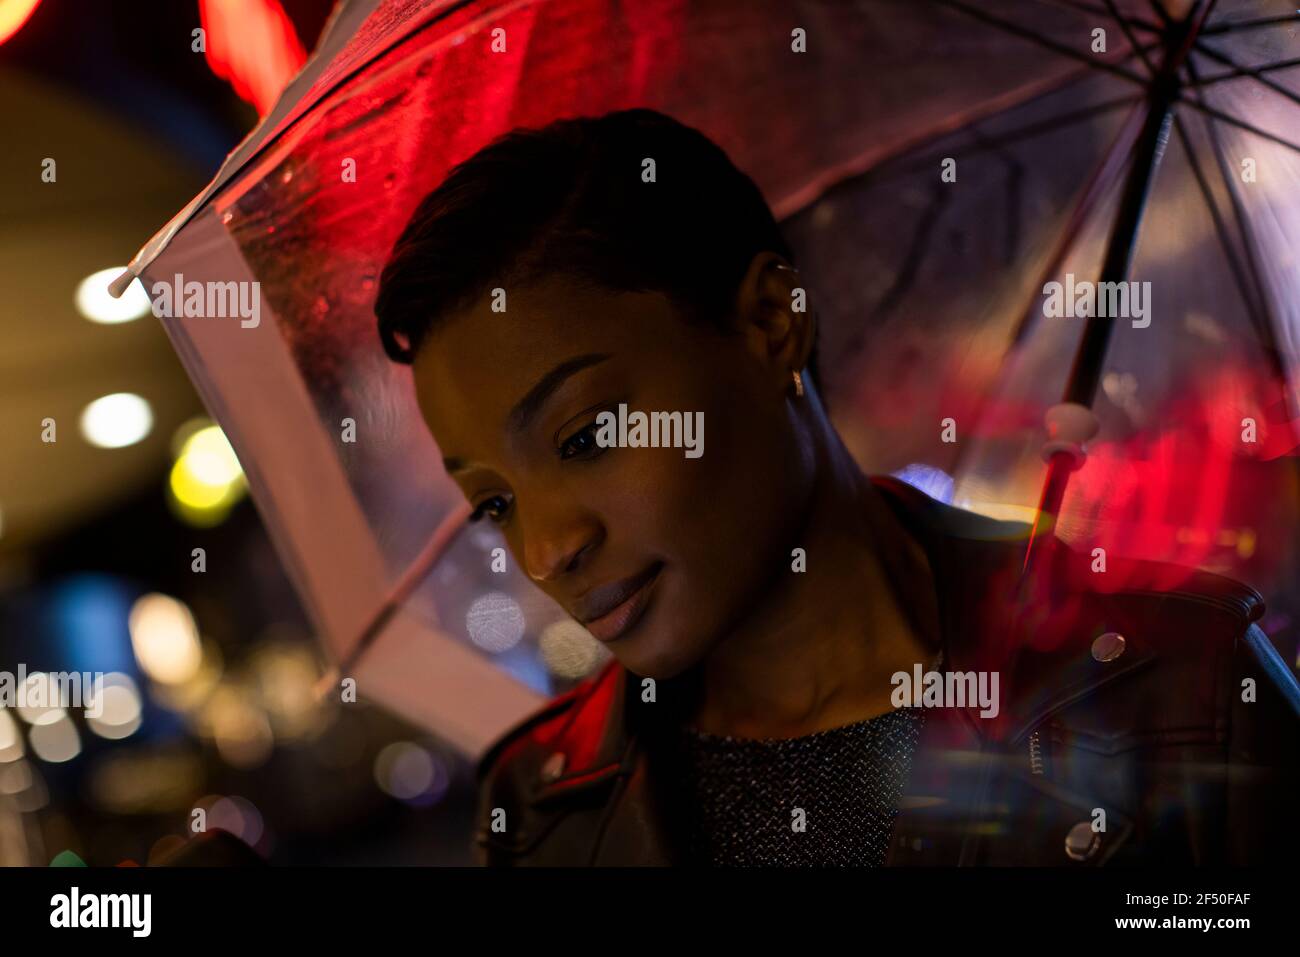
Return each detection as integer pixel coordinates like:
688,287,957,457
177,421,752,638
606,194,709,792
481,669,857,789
506,352,612,434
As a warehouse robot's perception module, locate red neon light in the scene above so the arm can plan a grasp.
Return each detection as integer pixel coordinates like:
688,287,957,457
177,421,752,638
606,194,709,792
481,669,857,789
0,0,42,46
198,0,307,116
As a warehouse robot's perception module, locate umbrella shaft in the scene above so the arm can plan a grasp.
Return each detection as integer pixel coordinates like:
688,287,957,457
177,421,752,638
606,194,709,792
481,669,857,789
1026,9,1209,578
1063,89,1175,407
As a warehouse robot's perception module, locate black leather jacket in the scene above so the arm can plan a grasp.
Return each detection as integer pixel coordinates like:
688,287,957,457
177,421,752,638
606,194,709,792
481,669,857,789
473,477,1300,865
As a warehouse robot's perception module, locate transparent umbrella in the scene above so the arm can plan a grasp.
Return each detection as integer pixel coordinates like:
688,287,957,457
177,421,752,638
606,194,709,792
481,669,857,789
114,0,1300,757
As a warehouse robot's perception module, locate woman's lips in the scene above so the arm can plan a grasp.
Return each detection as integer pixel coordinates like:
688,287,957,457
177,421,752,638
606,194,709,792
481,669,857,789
575,563,663,643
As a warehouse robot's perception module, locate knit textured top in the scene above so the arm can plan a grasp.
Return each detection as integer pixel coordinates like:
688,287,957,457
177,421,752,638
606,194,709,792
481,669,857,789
679,706,926,866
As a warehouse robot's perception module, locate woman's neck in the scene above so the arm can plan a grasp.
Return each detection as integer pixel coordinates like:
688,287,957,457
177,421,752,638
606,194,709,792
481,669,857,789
687,427,939,740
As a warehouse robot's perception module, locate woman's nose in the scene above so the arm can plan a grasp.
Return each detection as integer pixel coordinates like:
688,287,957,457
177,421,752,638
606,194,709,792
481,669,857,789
519,505,603,583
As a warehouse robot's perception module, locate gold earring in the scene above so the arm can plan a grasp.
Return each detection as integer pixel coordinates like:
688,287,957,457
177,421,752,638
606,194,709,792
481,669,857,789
792,370,804,397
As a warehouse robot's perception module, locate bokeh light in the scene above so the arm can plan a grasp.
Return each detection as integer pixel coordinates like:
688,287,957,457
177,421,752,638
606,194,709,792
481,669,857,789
86,672,143,740
374,741,447,806
75,267,151,324
28,713,81,763
129,593,203,685
539,619,607,679
89,749,203,814
199,686,274,769
147,638,224,716
15,672,65,726
465,592,526,653
168,420,247,527
0,759,32,795
79,392,153,449
207,795,265,846
0,710,24,762
250,642,323,740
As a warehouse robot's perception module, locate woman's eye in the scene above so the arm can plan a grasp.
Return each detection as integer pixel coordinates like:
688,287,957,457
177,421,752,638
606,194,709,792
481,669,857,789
559,423,605,461
469,495,511,524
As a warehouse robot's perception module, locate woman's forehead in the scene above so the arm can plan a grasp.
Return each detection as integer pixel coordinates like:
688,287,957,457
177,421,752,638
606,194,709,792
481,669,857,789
410,284,694,440
425,281,689,373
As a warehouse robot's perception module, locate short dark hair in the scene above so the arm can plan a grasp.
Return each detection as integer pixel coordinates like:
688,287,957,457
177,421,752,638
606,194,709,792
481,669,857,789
375,108,817,383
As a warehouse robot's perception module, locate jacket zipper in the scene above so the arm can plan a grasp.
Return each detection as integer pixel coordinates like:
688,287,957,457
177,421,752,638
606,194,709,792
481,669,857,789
1028,729,1046,776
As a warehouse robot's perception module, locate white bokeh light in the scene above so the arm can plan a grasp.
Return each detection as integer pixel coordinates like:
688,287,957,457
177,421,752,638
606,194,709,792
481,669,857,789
539,620,607,679
79,393,153,449
86,673,143,740
15,673,64,726
129,593,202,685
75,267,152,324
29,713,81,763
465,592,526,653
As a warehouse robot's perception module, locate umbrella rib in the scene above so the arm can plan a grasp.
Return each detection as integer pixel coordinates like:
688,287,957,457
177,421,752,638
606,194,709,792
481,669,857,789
334,500,473,676
1182,58,1289,382
1192,55,1300,85
924,0,1150,88
883,94,1143,179
850,186,952,345
1200,13,1300,37
1187,43,1300,109
776,59,1145,219
1020,0,1220,576
1103,0,1158,77
833,91,1138,356
959,124,1028,253
1005,102,1146,351
1170,114,1269,343
947,100,1146,485
1145,0,1173,27
1175,94,1300,156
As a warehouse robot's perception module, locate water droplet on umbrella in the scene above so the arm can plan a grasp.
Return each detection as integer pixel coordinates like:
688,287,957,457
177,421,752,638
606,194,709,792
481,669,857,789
221,211,234,225
383,173,396,190
280,169,293,184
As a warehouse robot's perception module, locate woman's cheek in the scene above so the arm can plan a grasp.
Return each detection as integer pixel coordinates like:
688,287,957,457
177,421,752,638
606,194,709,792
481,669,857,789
600,448,702,538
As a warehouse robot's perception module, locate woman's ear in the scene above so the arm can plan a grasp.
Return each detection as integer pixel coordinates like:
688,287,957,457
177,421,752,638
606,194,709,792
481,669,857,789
731,251,817,379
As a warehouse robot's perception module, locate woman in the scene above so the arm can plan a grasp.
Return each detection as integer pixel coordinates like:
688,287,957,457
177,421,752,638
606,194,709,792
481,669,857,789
375,108,1300,866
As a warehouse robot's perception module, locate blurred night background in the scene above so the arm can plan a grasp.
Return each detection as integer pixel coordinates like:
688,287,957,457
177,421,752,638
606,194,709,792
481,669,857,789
4,0,1300,868
0,0,478,866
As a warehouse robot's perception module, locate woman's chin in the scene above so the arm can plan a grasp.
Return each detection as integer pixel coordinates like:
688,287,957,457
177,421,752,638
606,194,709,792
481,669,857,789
609,627,700,682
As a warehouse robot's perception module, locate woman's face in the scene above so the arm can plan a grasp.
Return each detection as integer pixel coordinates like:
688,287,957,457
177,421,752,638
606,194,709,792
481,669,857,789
411,269,814,679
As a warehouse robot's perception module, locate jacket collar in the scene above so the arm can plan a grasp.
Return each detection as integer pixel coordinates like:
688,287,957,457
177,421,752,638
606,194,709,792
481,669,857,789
531,474,1161,799
866,475,1160,743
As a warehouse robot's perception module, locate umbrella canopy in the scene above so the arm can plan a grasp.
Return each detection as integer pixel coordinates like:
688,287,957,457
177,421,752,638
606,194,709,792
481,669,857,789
116,0,1300,757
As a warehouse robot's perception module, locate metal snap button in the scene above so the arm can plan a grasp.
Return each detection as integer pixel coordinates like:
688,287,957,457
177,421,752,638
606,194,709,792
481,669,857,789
540,751,566,782
1065,821,1101,861
1091,631,1126,662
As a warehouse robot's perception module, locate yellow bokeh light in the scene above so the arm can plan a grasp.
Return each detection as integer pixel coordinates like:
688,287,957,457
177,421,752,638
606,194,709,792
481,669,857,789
168,423,246,527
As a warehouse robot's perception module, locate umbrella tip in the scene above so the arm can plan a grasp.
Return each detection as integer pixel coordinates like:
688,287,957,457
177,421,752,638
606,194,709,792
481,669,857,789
107,267,136,299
